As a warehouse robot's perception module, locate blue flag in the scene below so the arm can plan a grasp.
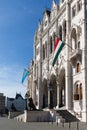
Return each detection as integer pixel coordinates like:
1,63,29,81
22,69,30,84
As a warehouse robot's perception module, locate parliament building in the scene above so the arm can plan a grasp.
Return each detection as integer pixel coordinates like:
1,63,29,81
27,0,87,122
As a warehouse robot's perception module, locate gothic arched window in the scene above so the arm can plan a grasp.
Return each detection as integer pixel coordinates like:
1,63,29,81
50,36,52,54
74,84,79,100
74,83,83,100
59,26,62,40
63,21,66,41
45,41,47,58
53,32,56,49
76,62,81,73
79,83,82,100
43,45,45,60
78,41,80,49
72,5,76,18
77,0,82,12
71,28,77,50
53,32,56,43
76,84,79,94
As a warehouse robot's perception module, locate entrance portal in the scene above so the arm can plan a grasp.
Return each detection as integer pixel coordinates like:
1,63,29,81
50,74,57,108
43,79,48,108
59,69,65,107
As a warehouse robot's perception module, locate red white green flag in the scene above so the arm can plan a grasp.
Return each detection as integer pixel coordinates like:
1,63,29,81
52,38,65,66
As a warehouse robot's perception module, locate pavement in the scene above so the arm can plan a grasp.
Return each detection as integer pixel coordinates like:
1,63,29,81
0,117,87,130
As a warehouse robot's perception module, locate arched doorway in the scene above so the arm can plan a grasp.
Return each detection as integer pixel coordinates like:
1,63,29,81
59,68,65,107
50,74,57,108
43,79,48,108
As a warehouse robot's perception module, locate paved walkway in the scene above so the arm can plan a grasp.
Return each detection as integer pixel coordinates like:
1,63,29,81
0,117,87,130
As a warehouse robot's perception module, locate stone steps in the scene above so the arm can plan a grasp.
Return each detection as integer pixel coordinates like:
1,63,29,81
56,109,79,122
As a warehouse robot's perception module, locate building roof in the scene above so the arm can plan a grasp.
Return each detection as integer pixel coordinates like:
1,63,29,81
7,97,14,101
15,93,23,99
43,8,51,16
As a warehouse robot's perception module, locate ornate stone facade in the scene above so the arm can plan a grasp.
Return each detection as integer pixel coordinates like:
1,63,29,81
27,0,87,122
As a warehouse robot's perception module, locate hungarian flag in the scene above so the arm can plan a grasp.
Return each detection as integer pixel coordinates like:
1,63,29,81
22,69,30,84
52,38,65,66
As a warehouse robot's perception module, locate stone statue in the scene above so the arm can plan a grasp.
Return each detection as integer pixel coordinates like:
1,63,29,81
27,98,36,110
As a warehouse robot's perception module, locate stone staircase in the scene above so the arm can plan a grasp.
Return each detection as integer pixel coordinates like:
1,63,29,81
9,108,79,123
56,109,79,123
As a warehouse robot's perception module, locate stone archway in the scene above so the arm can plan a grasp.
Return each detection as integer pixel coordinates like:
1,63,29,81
42,78,48,108
50,74,57,108
59,68,65,107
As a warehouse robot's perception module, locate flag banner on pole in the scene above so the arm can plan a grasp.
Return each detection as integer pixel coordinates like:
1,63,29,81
22,69,30,84
52,38,65,66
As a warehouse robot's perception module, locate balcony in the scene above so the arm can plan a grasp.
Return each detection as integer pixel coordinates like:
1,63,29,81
70,49,82,67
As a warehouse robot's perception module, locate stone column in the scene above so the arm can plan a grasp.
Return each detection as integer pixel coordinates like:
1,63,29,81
47,31,50,108
62,25,64,41
38,76,43,108
47,31,49,70
55,19,60,108
81,0,87,122
65,0,72,110
32,66,35,104
37,31,43,109
32,34,37,104
32,66,36,105
48,81,50,108
56,81,60,108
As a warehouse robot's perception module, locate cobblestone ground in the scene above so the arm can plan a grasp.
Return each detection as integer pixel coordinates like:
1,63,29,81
0,117,87,130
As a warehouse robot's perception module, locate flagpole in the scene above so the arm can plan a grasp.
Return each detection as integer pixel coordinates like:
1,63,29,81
55,34,74,51
65,43,74,51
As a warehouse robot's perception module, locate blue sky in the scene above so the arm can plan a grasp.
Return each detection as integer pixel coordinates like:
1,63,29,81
0,0,59,98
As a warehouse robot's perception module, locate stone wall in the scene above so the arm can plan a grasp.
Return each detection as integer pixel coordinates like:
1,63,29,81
8,111,24,119
24,110,50,122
